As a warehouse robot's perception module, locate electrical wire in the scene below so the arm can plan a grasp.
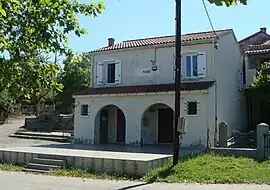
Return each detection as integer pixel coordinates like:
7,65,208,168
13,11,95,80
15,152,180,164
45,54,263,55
202,0,219,39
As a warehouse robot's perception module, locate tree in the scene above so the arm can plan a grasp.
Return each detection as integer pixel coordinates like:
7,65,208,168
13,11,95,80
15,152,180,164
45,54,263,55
251,62,270,102
0,0,104,96
56,53,91,112
208,0,247,6
19,54,64,116
0,0,104,119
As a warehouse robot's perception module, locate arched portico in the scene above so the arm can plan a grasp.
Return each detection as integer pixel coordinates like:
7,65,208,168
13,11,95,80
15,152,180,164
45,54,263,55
141,103,174,145
94,105,126,144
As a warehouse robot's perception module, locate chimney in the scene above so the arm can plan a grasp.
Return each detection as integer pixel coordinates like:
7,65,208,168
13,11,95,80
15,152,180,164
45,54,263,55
260,27,267,33
108,38,115,46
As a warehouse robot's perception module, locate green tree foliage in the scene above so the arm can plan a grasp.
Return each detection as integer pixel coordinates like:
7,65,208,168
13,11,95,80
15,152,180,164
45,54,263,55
0,0,104,56
0,0,104,119
208,0,247,6
252,62,270,102
20,54,63,115
56,53,91,112
0,0,103,94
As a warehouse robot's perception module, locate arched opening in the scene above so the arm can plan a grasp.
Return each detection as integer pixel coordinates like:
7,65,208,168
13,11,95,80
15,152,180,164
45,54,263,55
94,105,126,144
141,103,174,145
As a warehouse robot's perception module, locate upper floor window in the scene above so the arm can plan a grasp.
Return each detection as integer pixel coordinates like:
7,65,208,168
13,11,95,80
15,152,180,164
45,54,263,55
183,51,206,78
186,55,198,77
96,60,122,86
107,63,116,83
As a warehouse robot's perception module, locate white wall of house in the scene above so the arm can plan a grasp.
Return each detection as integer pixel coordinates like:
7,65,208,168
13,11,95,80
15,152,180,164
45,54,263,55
214,33,247,137
73,88,215,148
74,30,246,147
91,40,215,88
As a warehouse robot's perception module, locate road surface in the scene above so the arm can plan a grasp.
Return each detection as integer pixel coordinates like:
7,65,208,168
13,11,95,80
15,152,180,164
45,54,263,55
0,117,62,148
0,171,269,190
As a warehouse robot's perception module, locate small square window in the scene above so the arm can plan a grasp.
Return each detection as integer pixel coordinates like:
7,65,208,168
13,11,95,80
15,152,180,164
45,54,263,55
187,101,197,115
80,105,88,116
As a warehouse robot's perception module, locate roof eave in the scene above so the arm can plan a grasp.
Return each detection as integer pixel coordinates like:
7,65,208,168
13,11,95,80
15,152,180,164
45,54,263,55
89,38,214,55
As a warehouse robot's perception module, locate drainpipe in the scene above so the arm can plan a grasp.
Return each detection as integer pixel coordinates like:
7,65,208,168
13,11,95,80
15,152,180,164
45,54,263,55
211,37,218,147
151,48,158,83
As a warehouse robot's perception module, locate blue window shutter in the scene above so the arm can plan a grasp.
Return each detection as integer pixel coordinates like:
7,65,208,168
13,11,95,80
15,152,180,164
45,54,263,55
186,56,191,77
192,55,198,76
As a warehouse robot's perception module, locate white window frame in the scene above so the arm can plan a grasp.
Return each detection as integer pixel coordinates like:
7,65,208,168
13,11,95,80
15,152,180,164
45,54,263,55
185,100,199,116
100,60,121,86
185,54,199,79
80,104,89,117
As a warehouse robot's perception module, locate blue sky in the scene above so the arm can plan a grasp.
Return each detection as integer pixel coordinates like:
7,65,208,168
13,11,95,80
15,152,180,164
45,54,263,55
68,0,269,53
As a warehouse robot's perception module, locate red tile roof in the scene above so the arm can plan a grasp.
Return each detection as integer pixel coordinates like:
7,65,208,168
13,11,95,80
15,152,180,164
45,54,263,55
245,49,270,55
92,29,232,53
73,81,215,96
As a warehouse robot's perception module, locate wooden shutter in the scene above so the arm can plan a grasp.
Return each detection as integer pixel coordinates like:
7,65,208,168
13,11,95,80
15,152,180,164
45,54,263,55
115,60,122,84
186,56,192,77
181,55,184,78
197,51,207,78
96,62,104,86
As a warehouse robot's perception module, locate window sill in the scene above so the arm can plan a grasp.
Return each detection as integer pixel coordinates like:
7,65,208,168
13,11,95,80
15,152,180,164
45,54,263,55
80,115,89,118
186,114,199,117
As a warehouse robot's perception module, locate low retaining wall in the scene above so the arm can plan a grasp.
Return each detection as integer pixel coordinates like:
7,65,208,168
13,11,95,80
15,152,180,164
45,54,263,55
209,147,257,158
0,148,171,177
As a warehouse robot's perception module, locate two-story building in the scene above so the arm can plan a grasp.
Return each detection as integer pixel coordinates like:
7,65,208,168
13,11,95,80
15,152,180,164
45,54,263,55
73,29,246,148
239,27,270,130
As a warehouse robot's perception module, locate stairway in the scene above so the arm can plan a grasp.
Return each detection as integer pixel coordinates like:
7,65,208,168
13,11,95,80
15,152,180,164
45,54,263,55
23,155,66,173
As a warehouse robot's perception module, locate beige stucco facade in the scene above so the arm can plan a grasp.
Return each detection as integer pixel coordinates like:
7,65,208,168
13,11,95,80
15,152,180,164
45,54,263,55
74,88,215,147
73,31,247,148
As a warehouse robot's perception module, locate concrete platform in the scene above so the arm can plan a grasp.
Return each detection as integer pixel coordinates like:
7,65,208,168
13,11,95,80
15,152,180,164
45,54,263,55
0,146,172,176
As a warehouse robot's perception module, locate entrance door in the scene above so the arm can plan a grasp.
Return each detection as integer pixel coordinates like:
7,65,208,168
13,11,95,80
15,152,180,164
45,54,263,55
116,109,126,143
100,109,109,144
158,108,173,143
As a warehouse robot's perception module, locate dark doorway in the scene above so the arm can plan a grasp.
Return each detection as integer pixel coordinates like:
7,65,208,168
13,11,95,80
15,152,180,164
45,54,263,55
117,109,126,143
100,109,109,144
158,108,173,143
260,102,270,125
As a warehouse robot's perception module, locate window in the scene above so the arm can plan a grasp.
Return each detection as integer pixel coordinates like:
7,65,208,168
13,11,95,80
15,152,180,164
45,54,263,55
107,63,116,83
186,55,198,77
96,60,121,86
80,105,88,116
187,101,198,115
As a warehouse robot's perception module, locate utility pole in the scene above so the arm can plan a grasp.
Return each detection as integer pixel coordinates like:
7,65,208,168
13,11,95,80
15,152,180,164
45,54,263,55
173,0,181,166
53,52,57,113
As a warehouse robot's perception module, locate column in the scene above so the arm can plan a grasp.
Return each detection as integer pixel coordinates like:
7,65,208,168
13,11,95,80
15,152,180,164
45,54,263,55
257,123,269,161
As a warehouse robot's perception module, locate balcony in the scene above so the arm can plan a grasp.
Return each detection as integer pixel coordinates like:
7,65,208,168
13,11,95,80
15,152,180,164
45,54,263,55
245,69,257,88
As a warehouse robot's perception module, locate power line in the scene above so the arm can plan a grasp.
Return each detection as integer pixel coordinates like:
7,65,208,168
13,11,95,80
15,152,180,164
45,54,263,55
202,0,218,39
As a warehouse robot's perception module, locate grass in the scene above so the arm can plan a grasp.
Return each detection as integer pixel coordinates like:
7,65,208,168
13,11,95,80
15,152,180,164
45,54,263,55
1,154,270,184
50,169,138,181
0,163,23,172
143,154,270,184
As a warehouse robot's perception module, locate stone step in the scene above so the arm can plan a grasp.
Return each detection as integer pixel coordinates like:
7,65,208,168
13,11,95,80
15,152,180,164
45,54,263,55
27,163,61,171
15,131,71,138
32,158,65,167
23,168,50,174
38,154,65,160
9,134,69,142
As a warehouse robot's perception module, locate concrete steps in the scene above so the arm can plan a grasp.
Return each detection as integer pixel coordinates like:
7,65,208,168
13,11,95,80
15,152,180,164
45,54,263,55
24,155,66,173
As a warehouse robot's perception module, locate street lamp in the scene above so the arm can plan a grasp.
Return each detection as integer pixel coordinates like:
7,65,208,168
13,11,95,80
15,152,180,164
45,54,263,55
173,0,181,166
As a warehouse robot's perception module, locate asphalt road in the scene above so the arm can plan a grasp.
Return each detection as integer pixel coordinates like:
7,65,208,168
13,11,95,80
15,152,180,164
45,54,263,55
0,171,269,190
0,117,62,148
